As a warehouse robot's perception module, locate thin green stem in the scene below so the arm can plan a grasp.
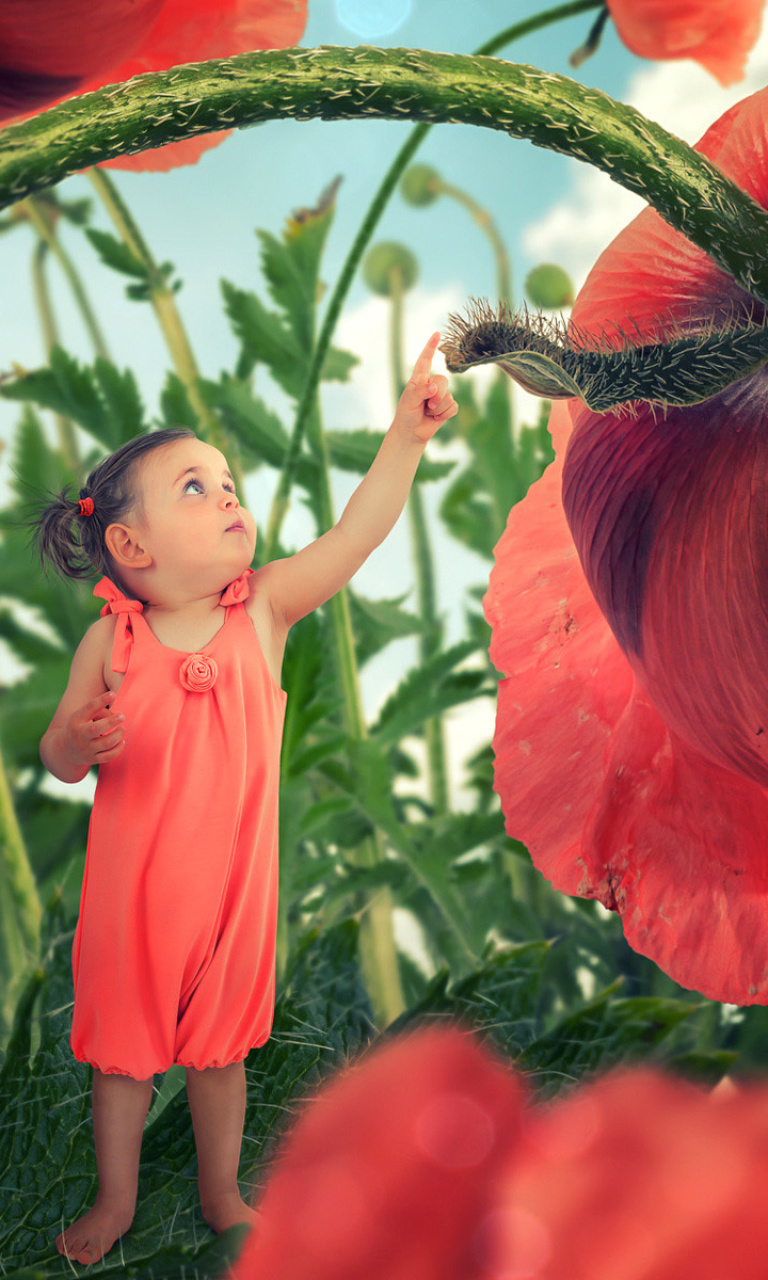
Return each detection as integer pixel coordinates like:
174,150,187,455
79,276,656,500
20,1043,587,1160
437,181,512,305
388,272,449,813
87,168,228,451
0,739,42,1036
30,238,81,471
22,195,111,362
264,0,601,551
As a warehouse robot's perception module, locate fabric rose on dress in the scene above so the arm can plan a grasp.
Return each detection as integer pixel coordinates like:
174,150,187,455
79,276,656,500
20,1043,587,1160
482,86,768,1006
606,0,764,85
0,0,307,170
233,1027,523,1280
179,652,218,692
231,1026,768,1280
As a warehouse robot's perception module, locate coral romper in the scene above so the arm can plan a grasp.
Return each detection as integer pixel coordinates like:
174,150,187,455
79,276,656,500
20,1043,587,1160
70,571,286,1080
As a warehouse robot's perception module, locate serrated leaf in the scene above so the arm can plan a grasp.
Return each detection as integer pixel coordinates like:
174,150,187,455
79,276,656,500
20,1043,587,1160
519,989,703,1099
0,914,373,1272
371,642,491,746
348,590,426,667
85,228,149,280
1,349,146,452
321,346,359,383
323,427,451,482
221,281,303,400
200,377,293,470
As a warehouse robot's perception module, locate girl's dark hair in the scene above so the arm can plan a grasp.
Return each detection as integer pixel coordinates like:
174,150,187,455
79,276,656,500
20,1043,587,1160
36,427,196,586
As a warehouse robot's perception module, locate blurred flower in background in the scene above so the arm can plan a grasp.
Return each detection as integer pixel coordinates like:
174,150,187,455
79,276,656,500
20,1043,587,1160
607,0,765,85
0,0,307,169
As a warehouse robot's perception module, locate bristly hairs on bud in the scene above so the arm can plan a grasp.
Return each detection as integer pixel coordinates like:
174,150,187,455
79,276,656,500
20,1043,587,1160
440,299,768,415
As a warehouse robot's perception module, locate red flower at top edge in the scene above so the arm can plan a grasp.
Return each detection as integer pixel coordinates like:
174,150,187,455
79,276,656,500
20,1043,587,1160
607,0,764,85
485,85,768,1006
0,0,307,170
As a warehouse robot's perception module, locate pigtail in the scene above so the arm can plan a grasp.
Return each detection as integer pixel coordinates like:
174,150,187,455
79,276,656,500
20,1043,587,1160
36,486,103,580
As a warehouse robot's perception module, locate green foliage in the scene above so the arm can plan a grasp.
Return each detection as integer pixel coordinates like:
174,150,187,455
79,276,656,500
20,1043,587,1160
0,150,758,1279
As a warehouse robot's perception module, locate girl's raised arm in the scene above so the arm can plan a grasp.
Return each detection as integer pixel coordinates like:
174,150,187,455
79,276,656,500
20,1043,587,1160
258,333,457,630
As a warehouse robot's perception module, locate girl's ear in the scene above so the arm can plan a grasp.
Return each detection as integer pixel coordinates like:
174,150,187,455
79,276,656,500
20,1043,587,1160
105,523,152,569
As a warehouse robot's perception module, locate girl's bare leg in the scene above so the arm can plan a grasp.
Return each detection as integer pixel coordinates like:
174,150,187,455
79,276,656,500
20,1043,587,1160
56,1069,153,1265
185,1061,258,1233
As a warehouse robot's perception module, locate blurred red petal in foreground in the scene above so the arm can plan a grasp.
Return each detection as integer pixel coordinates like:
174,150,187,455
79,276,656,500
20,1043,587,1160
234,1027,523,1280
0,0,307,170
485,87,768,1005
232,1027,768,1280
606,0,764,84
501,1068,768,1280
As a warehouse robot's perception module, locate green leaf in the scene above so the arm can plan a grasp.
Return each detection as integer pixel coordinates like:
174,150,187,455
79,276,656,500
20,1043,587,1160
0,912,373,1273
348,590,426,667
519,988,703,1099
321,346,359,383
371,641,491,746
1,349,146,450
221,280,304,400
85,227,149,280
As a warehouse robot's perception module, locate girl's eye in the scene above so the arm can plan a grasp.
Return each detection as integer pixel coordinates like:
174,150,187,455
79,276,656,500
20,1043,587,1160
183,479,204,495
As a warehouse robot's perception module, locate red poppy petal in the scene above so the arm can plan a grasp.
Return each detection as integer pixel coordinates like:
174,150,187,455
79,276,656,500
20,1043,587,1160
607,0,764,86
486,402,634,897
235,1029,524,1280
0,0,307,165
502,1070,768,1278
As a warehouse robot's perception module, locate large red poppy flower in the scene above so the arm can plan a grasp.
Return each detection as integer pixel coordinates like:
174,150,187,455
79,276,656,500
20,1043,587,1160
231,1027,768,1279
0,0,307,170
485,86,768,1005
607,0,764,85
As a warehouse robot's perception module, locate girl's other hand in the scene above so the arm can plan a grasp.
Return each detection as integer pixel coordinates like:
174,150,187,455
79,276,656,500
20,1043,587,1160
394,332,459,443
66,692,126,768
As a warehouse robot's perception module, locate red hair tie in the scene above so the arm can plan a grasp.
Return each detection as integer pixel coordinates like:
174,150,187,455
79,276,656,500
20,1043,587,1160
77,497,95,518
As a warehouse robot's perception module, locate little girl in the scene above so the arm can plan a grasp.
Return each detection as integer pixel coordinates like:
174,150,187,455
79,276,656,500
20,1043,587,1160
37,333,457,1265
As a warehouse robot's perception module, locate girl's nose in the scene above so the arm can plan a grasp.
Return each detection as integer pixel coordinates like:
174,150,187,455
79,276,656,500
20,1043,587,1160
221,489,239,508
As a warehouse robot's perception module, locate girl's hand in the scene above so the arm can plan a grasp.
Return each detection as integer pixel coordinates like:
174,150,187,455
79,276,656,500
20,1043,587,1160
394,332,458,443
64,692,126,769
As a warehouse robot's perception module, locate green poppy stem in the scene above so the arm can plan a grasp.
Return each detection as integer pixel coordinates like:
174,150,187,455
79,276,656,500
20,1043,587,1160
30,238,81,472
22,195,111,363
87,168,229,451
0,739,41,1036
388,268,449,815
263,0,600,552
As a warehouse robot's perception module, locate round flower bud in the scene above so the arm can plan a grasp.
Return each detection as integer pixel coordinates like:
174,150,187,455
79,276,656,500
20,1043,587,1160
524,263,575,309
363,242,419,297
399,164,442,206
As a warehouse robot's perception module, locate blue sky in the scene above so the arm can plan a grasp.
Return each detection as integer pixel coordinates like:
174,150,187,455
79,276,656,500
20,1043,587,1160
2,0,767,784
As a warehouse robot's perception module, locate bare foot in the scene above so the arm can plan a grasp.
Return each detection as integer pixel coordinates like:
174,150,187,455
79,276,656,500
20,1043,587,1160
56,1195,135,1265
200,1189,259,1235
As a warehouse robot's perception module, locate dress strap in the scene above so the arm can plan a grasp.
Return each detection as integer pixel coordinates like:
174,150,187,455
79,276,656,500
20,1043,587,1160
220,568,254,607
94,578,144,674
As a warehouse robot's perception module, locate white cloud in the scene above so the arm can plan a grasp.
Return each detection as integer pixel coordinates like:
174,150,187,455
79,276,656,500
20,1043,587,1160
522,24,768,288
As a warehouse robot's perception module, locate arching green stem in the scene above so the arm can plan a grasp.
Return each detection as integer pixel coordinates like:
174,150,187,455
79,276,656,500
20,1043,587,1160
1,44,766,301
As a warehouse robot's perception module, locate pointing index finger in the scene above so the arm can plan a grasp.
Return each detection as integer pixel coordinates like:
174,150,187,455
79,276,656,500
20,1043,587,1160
411,331,441,380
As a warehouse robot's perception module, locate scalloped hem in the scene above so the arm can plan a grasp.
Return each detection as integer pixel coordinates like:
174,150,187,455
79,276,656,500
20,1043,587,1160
72,1036,271,1080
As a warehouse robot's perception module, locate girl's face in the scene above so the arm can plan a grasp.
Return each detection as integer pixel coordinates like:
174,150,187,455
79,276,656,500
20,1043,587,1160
132,437,257,591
